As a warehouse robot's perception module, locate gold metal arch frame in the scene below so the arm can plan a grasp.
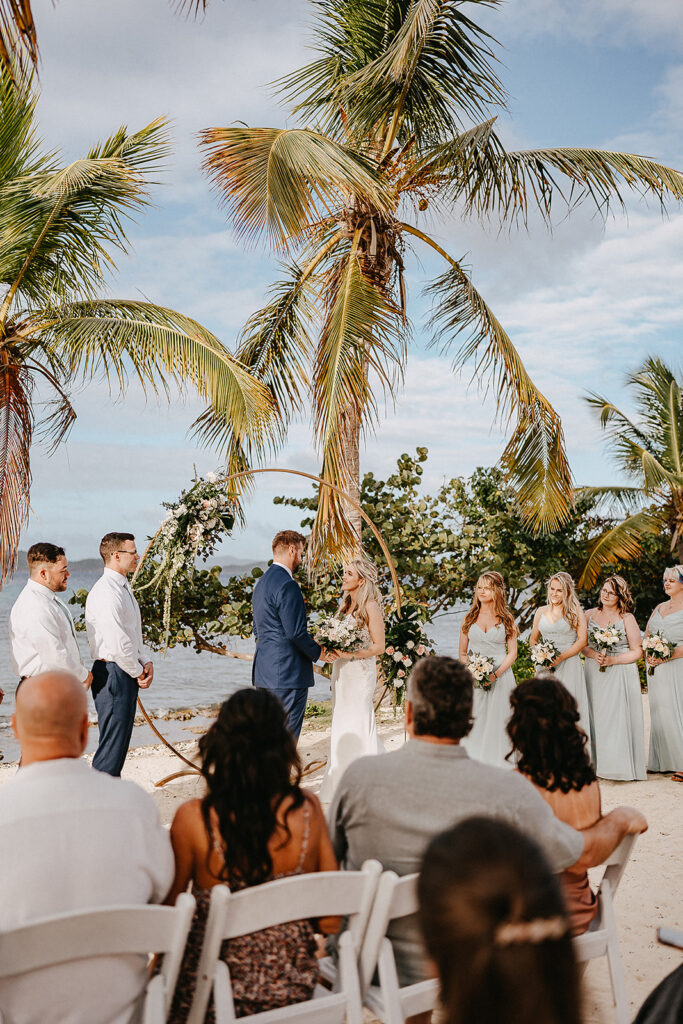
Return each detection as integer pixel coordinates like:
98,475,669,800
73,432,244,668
132,467,402,787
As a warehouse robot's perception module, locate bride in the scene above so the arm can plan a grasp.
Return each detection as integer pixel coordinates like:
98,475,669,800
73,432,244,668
319,558,386,802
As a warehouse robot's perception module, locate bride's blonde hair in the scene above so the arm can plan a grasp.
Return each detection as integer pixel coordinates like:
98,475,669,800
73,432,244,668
546,572,582,631
339,557,382,629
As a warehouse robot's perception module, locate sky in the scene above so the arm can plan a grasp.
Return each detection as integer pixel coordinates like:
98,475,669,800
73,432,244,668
17,0,683,562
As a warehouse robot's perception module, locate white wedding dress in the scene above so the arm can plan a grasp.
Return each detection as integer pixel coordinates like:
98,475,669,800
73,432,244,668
319,616,385,802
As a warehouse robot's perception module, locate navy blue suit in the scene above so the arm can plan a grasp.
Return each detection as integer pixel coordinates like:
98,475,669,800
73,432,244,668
252,564,321,738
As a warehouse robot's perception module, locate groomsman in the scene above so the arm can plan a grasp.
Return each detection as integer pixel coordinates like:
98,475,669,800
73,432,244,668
9,543,91,688
85,533,153,776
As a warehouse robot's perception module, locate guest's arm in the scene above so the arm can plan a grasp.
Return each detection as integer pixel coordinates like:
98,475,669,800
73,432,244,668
573,806,647,871
599,612,642,667
335,602,385,660
165,801,198,905
278,582,322,662
307,793,341,935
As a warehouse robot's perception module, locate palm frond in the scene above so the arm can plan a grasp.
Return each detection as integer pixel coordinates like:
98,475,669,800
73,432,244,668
0,57,44,187
420,249,571,528
575,484,646,514
626,357,683,473
236,261,317,424
199,126,391,251
0,118,171,315
0,1,36,76
311,246,405,559
0,350,32,582
579,506,669,589
456,142,683,225
40,299,277,455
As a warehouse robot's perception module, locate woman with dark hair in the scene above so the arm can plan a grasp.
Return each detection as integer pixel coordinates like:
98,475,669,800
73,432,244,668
459,571,518,769
583,575,645,781
418,817,581,1024
507,677,600,935
165,688,339,1022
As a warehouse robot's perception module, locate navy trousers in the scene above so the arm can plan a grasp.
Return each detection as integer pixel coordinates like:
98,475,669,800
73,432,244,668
256,686,308,740
91,660,139,776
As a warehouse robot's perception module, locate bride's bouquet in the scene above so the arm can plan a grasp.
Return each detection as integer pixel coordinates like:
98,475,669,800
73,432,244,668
642,630,674,676
589,623,621,672
468,651,496,691
530,639,560,672
314,616,365,654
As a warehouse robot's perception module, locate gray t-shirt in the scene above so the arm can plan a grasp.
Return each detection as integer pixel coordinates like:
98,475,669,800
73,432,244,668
328,739,583,984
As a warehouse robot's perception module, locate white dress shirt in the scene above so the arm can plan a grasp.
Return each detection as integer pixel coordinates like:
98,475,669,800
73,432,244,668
8,579,89,683
272,560,294,578
0,757,174,1024
85,568,149,679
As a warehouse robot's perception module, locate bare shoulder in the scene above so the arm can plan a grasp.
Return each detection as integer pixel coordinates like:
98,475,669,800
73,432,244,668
171,797,203,834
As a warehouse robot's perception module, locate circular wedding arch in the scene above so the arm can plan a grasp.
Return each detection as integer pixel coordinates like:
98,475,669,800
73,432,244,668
132,466,402,786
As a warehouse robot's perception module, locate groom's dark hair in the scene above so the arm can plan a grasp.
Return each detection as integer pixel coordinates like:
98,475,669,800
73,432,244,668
99,532,135,562
408,656,474,740
272,530,307,552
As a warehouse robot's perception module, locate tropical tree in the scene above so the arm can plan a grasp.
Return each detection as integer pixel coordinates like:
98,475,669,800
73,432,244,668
579,357,683,587
199,0,683,561
0,64,274,580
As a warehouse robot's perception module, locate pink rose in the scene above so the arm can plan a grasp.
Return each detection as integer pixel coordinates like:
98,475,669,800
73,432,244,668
417,644,426,655
397,669,406,678
386,646,395,656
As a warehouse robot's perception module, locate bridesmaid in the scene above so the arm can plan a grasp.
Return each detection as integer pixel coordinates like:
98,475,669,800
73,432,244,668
644,565,683,779
460,571,518,769
529,572,591,756
583,576,646,781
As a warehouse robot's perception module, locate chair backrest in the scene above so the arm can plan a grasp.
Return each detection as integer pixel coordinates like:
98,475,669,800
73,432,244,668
187,863,381,1024
358,871,417,995
0,894,195,1015
596,834,636,903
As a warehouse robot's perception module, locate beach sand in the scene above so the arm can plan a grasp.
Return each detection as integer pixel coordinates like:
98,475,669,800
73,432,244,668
1,698,680,1021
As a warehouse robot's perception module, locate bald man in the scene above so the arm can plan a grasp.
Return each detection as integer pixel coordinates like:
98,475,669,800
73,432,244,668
0,672,173,1024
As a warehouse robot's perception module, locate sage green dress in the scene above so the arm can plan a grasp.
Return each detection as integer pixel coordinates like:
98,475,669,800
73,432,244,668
647,607,683,773
539,613,592,760
584,616,646,781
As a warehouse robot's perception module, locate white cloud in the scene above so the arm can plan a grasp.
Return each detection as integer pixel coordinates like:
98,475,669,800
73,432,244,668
483,0,683,48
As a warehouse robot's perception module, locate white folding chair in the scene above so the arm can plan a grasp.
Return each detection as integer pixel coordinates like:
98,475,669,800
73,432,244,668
574,834,638,1024
0,893,195,1024
358,871,439,1024
186,863,382,1024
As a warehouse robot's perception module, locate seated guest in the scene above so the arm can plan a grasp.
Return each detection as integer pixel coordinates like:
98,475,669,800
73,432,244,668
507,677,601,935
0,671,173,1024
166,688,339,1023
329,655,647,988
418,817,581,1024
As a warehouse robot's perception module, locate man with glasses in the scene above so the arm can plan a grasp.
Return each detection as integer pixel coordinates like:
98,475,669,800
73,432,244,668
85,533,153,776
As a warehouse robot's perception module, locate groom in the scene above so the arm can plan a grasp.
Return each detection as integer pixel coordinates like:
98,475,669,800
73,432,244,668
252,530,333,739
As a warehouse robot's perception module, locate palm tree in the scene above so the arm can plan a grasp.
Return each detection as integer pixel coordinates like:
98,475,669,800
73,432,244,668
199,0,683,561
0,63,274,581
579,357,683,587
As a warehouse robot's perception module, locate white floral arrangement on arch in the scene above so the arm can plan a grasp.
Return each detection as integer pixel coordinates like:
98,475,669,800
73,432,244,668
136,471,235,647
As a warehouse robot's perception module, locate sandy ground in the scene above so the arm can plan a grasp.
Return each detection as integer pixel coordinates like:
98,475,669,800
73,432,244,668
1,698,681,1022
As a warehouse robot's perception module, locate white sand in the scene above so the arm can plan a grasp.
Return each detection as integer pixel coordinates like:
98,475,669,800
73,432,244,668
2,699,681,1021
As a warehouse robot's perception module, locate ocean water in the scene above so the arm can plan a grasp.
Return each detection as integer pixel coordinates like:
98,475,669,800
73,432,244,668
0,566,463,762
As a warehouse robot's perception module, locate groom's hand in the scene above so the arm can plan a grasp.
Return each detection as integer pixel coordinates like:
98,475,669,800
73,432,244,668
319,647,339,663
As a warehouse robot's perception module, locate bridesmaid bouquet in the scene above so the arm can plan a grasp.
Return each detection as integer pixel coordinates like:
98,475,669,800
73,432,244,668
642,631,674,676
314,616,366,654
468,652,496,690
589,623,622,672
530,639,560,671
